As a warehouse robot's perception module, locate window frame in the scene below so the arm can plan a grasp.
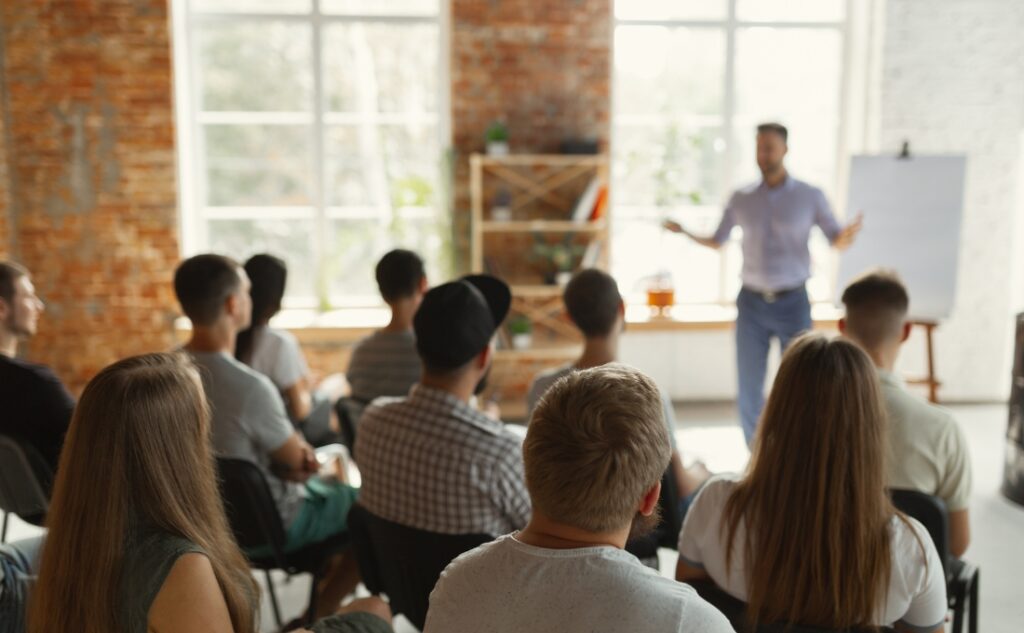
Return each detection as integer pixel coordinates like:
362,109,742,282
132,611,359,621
171,0,451,309
611,0,857,306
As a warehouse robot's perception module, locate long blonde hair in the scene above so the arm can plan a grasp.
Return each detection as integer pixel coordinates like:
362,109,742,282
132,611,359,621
723,333,912,630
28,352,257,633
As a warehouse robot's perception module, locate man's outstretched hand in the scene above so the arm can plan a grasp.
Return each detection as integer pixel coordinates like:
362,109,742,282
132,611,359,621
833,212,864,251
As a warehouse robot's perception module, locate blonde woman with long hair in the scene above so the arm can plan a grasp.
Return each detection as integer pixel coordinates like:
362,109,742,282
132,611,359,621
675,334,946,632
27,352,391,633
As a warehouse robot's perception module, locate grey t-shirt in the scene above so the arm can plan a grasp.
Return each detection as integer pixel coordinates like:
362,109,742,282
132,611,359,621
527,364,678,450
346,330,421,404
189,351,305,526
425,534,734,633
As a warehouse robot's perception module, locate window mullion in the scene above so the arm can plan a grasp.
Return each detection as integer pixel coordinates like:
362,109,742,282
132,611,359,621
718,0,739,304
312,0,329,308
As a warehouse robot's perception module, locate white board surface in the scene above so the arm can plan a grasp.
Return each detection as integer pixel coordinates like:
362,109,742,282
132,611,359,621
836,155,966,321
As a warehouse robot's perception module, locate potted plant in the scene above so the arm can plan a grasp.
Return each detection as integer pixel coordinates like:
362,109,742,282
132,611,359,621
485,121,509,156
531,234,585,286
508,315,533,350
491,188,512,221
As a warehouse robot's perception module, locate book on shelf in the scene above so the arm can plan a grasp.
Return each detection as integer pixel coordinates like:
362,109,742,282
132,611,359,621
590,185,608,221
571,178,601,223
580,239,603,269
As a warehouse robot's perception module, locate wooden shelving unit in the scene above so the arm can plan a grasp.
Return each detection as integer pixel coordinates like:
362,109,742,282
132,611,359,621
470,153,610,354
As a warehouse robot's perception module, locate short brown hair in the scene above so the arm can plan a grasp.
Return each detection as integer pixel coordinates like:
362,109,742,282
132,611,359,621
841,269,909,349
524,363,670,533
0,261,29,306
757,122,788,143
563,269,622,338
173,254,242,326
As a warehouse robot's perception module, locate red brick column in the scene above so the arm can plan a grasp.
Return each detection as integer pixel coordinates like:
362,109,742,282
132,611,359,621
0,0,180,394
450,0,612,270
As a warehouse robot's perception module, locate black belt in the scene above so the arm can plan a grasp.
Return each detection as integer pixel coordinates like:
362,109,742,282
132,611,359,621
742,285,804,304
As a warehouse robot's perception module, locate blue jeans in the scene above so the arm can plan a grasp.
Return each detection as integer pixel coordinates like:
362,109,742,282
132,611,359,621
736,286,812,445
0,536,45,633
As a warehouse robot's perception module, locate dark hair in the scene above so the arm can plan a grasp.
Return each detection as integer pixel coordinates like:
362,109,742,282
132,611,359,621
173,254,242,327
235,254,287,364
375,249,425,303
757,122,788,144
563,269,622,338
841,269,910,349
0,261,29,306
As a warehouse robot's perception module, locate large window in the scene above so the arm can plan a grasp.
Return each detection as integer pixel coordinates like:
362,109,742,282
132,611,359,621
173,0,448,308
613,0,849,305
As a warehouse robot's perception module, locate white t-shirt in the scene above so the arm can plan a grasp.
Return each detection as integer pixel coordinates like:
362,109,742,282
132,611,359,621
677,476,946,631
249,327,309,391
425,534,734,633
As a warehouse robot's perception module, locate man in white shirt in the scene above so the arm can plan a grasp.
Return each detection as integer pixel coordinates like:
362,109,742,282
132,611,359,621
839,269,972,557
425,364,733,633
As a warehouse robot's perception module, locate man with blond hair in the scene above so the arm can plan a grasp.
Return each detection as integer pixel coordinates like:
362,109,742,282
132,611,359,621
424,364,732,633
839,269,972,557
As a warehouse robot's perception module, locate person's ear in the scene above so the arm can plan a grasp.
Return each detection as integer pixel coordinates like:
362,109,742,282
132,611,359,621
224,293,239,321
418,275,429,294
838,317,847,335
638,481,661,517
617,299,626,319
900,321,912,343
477,343,493,370
0,298,9,321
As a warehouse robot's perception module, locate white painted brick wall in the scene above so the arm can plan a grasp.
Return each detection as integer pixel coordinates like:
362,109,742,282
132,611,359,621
878,0,1024,401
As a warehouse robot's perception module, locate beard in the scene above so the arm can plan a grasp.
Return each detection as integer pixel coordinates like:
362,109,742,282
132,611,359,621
627,504,663,542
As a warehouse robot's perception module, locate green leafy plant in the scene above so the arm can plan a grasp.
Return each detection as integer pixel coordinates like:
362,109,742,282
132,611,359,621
530,234,585,281
507,315,532,335
485,121,509,143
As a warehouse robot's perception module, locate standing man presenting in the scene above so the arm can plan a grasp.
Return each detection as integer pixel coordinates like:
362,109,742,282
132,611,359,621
664,123,861,444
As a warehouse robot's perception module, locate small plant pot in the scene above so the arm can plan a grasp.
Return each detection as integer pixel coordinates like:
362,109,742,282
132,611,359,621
555,271,573,287
511,333,533,350
486,141,509,156
491,206,512,222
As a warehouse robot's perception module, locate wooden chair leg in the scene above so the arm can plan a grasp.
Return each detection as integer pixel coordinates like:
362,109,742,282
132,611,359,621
265,569,283,630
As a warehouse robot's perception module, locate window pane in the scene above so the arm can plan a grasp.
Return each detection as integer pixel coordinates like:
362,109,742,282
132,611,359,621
322,0,438,16
323,23,438,114
207,218,317,300
733,28,841,191
324,124,439,208
326,219,388,302
615,0,727,21
736,0,845,22
205,124,312,206
613,216,723,304
190,0,311,13
614,124,725,207
197,21,312,111
614,26,725,117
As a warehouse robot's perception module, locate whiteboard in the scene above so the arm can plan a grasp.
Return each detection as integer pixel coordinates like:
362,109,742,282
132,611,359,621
835,155,966,321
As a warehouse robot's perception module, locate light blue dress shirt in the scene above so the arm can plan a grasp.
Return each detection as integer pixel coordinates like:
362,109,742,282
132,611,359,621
713,175,842,292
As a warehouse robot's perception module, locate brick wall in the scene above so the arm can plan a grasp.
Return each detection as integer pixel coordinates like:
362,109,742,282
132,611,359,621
880,0,1024,400
0,0,180,394
450,0,612,270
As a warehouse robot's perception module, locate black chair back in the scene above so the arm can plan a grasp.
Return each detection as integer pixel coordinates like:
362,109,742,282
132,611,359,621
689,580,897,633
889,488,951,572
333,397,365,460
347,503,492,630
0,435,50,520
215,457,288,567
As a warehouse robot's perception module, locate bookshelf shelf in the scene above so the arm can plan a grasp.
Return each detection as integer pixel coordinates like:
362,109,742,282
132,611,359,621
480,220,607,233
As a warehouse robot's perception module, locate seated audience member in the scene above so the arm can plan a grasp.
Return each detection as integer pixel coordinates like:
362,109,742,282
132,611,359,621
236,254,338,445
26,352,393,633
527,269,710,504
676,334,946,632
840,269,973,557
175,254,359,619
346,249,426,415
356,274,530,535
425,364,733,633
0,261,74,476
1,537,44,633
